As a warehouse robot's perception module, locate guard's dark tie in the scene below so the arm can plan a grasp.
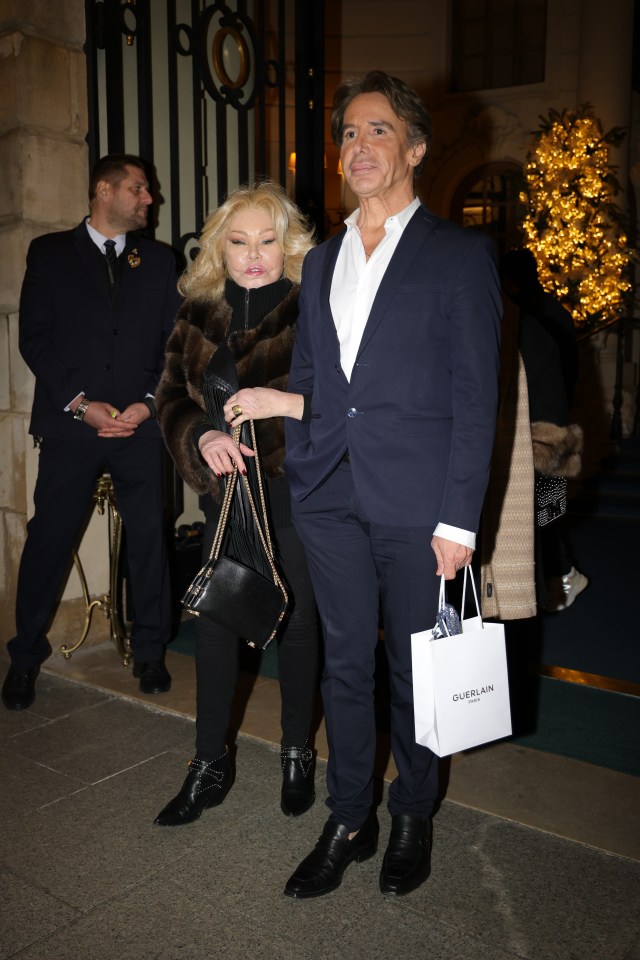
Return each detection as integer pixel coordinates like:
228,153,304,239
104,238,117,287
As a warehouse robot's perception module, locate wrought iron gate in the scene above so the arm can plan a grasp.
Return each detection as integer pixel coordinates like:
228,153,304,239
85,0,325,266
84,0,325,575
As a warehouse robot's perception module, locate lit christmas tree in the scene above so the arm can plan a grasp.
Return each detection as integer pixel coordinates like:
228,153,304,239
521,106,632,329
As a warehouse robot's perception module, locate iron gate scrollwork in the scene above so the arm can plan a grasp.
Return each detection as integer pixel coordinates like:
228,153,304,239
85,0,324,265
84,0,325,615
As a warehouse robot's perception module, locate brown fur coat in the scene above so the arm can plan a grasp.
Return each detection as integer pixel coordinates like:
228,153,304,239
530,421,583,478
156,286,299,499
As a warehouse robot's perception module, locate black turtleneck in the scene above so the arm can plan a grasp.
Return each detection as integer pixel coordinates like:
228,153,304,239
224,277,292,334
199,276,295,529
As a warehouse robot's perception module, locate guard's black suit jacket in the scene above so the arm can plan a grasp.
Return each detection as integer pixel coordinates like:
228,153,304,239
19,221,180,437
10,220,181,671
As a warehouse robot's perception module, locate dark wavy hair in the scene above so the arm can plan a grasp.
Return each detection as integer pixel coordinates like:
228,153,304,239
331,70,432,179
89,154,147,203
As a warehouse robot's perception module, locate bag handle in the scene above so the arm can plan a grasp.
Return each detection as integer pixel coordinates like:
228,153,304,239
206,422,288,607
208,425,241,563
461,566,482,625
438,573,446,612
237,420,288,607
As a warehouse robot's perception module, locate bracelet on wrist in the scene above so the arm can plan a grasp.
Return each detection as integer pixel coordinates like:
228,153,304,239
73,396,91,422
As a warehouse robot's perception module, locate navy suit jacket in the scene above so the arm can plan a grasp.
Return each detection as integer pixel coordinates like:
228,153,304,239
19,221,181,439
285,205,502,531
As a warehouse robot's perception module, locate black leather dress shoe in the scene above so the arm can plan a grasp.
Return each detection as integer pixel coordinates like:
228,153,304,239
134,660,171,694
2,664,39,711
154,752,233,826
280,746,315,817
379,814,432,896
284,810,379,899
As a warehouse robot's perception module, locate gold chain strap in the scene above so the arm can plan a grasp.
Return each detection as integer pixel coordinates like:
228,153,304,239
208,425,241,562
206,422,288,606
240,420,288,605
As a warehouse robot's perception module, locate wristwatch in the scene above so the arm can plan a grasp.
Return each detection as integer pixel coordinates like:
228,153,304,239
73,396,91,421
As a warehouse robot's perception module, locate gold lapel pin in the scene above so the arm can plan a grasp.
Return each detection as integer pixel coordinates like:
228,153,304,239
128,249,141,268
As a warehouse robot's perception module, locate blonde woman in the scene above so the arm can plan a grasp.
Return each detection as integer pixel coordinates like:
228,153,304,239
155,182,319,825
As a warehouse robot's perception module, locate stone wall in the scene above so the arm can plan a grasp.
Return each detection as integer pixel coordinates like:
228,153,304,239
0,0,110,648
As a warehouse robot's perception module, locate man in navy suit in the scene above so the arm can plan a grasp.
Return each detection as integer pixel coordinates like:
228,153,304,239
282,72,502,898
2,155,181,711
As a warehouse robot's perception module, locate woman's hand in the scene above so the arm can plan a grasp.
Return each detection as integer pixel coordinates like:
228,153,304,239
198,429,255,476
224,388,304,426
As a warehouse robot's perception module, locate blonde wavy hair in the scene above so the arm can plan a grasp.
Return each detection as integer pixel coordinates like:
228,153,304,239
179,180,315,301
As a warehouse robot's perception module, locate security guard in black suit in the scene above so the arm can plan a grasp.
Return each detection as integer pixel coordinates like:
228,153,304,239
2,155,181,710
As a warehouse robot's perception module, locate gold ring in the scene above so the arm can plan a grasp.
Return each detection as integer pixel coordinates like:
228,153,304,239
110,410,119,419
232,404,242,417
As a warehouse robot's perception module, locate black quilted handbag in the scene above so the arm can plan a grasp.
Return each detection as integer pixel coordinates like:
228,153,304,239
181,419,288,650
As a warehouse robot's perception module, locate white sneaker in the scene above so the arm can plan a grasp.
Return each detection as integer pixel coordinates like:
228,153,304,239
544,567,589,613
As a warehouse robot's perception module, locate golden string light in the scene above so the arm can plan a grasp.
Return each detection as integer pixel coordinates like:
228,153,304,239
520,107,632,328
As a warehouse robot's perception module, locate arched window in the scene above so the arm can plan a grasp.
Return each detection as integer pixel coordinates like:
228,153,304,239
450,162,524,254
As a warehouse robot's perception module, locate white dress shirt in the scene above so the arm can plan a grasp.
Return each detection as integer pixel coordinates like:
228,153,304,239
331,198,420,381
329,198,475,550
86,217,126,257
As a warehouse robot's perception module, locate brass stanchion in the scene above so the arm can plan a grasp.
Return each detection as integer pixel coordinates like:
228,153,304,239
60,474,132,666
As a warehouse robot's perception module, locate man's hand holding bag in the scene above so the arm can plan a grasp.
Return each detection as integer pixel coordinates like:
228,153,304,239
411,568,512,757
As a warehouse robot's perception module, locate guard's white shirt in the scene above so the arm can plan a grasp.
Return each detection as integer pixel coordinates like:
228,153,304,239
86,217,126,257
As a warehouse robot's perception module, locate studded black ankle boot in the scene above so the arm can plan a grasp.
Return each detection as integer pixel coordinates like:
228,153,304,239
154,751,233,826
280,745,315,817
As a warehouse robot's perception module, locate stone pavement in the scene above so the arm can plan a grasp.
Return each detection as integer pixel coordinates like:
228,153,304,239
1,670,639,960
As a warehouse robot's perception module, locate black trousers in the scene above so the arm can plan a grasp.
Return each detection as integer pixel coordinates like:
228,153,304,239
291,462,440,831
9,436,171,671
194,523,319,758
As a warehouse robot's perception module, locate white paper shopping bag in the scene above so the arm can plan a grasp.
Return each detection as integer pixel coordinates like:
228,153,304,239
411,569,512,757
